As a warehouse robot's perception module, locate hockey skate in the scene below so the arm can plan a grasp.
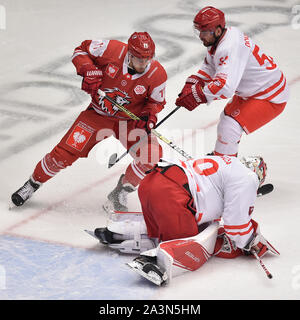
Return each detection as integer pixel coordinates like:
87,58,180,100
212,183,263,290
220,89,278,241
85,211,156,254
86,227,155,254
10,176,42,207
103,174,136,212
127,255,168,286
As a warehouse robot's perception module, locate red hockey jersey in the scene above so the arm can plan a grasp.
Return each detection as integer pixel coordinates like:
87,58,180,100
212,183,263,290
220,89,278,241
72,39,167,120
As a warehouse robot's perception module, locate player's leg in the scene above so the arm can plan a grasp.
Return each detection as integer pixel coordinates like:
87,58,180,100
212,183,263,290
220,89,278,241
214,95,286,156
104,122,163,212
138,168,199,241
11,107,114,206
127,222,219,286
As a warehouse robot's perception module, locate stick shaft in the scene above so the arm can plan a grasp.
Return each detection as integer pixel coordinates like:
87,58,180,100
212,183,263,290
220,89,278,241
252,250,273,279
112,106,181,166
100,90,192,160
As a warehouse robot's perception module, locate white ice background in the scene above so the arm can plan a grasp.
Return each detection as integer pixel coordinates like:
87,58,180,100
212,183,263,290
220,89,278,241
0,0,300,300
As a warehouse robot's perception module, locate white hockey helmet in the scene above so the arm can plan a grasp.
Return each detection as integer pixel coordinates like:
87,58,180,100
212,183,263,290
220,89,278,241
240,156,267,187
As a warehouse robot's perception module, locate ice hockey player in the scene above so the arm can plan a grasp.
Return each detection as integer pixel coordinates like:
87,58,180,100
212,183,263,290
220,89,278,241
11,32,167,211
93,155,279,286
175,6,289,156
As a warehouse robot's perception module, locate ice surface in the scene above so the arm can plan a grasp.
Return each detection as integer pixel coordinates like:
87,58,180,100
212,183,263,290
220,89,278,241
1,0,300,300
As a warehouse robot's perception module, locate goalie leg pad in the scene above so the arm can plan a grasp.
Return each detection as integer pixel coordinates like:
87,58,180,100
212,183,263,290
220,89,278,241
156,222,219,281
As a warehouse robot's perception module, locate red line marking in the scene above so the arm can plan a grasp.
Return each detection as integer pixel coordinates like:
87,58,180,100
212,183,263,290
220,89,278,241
4,169,123,234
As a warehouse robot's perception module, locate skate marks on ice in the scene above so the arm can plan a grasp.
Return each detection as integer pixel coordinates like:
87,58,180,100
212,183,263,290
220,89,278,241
0,0,294,162
0,234,156,300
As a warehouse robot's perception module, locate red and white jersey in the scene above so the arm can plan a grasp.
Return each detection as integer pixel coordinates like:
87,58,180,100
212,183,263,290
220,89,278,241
160,155,259,248
196,27,289,104
72,39,167,119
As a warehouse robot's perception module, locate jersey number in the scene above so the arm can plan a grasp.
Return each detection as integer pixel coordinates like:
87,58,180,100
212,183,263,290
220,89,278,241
252,45,277,70
193,158,219,176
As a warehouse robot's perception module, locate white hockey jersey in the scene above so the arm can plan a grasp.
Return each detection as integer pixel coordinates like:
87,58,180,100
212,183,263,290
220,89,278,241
196,27,289,104
160,155,259,248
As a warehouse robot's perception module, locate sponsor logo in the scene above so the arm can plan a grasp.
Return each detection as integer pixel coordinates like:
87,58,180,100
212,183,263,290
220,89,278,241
134,85,146,95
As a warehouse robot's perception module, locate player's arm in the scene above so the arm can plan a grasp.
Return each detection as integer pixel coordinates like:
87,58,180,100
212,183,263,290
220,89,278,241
71,40,110,95
135,66,167,133
202,46,246,103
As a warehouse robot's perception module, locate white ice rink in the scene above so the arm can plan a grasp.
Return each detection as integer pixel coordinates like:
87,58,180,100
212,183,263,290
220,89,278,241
1,0,300,300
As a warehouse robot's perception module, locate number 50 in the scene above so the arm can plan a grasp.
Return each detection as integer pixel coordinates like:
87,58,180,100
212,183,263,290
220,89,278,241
292,5,300,30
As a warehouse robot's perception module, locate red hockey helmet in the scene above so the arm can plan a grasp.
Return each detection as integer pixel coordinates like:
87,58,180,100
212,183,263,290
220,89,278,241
128,32,155,59
193,6,225,32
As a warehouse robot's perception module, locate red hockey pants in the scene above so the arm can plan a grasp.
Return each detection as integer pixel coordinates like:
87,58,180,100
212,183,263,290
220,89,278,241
32,106,162,186
138,165,199,241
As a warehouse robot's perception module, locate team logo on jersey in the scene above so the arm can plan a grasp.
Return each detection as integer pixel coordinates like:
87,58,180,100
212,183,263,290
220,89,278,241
105,63,119,78
99,88,131,116
218,56,228,66
134,85,146,95
66,122,93,151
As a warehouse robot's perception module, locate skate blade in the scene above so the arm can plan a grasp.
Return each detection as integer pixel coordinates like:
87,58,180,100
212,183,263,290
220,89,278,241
84,229,99,240
126,261,165,286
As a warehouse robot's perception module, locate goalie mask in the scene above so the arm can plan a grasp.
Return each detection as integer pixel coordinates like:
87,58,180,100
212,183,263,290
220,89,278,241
240,156,267,187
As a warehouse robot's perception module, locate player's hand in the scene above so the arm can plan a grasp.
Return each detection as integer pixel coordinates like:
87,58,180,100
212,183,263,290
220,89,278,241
175,82,207,111
243,220,280,258
80,64,103,96
214,227,243,259
179,75,205,94
134,111,157,133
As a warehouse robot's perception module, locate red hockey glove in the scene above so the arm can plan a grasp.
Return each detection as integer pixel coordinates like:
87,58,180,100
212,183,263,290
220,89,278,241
175,82,207,111
134,103,161,133
179,75,205,94
79,64,103,96
134,111,157,133
214,227,243,259
243,220,280,258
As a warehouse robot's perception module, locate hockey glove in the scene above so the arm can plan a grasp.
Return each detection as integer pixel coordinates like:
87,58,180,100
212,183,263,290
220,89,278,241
243,220,280,258
134,105,159,133
175,82,207,111
214,226,243,259
179,75,205,94
80,64,103,96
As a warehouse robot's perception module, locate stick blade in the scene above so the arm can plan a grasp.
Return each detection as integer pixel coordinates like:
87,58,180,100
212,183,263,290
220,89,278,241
257,183,274,197
108,153,118,168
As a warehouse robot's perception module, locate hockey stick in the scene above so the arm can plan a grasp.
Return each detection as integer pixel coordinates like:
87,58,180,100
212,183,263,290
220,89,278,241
108,106,181,168
98,90,193,162
251,250,273,279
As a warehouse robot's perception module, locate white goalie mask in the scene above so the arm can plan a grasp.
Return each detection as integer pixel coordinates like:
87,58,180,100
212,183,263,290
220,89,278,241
240,156,267,187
